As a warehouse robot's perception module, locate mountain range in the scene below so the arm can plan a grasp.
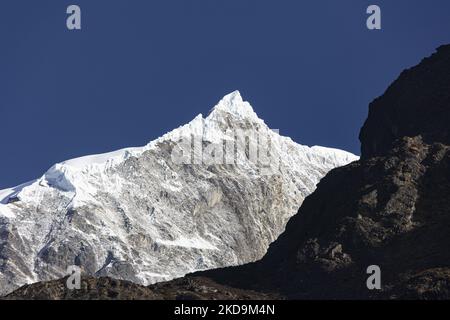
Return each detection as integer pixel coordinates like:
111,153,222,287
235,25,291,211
0,91,357,296
4,44,450,300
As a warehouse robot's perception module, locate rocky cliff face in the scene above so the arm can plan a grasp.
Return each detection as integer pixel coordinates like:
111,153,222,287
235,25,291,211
253,135,450,299
360,45,450,159
6,45,449,301
0,91,356,296
193,45,450,300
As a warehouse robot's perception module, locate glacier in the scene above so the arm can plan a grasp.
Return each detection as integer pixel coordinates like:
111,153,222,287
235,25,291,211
0,91,358,295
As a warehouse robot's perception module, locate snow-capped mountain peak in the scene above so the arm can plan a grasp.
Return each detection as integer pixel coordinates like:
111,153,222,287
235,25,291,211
0,91,358,296
207,90,261,123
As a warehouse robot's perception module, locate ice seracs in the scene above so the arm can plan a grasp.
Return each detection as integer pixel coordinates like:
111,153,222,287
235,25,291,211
0,91,358,296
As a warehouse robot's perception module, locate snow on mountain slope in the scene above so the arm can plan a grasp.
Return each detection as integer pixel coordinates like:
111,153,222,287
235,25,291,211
0,91,358,295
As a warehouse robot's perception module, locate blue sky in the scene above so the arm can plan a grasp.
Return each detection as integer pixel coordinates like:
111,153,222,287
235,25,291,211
1,0,450,189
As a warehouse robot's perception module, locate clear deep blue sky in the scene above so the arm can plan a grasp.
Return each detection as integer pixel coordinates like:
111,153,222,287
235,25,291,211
0,0,449,189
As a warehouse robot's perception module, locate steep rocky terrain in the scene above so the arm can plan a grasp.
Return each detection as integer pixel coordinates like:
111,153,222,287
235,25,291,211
191,44,450,300
5,44,450,300
0,91,356,296
194,44,450,300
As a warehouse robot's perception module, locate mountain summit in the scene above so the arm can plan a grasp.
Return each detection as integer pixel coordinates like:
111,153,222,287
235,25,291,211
137,45,450,300
209,90,259,121
0,92,357,296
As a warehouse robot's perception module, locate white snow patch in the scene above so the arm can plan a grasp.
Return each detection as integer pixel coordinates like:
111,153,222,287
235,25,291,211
61,147,144,170
156,236,218,250
0,180,36,204
0,204,15,218
311,145,359,163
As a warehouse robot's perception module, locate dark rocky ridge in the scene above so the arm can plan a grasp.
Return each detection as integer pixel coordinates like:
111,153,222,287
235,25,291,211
4,45,450,300
4,276,162,300
4,275,276,300
360,45,450,159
